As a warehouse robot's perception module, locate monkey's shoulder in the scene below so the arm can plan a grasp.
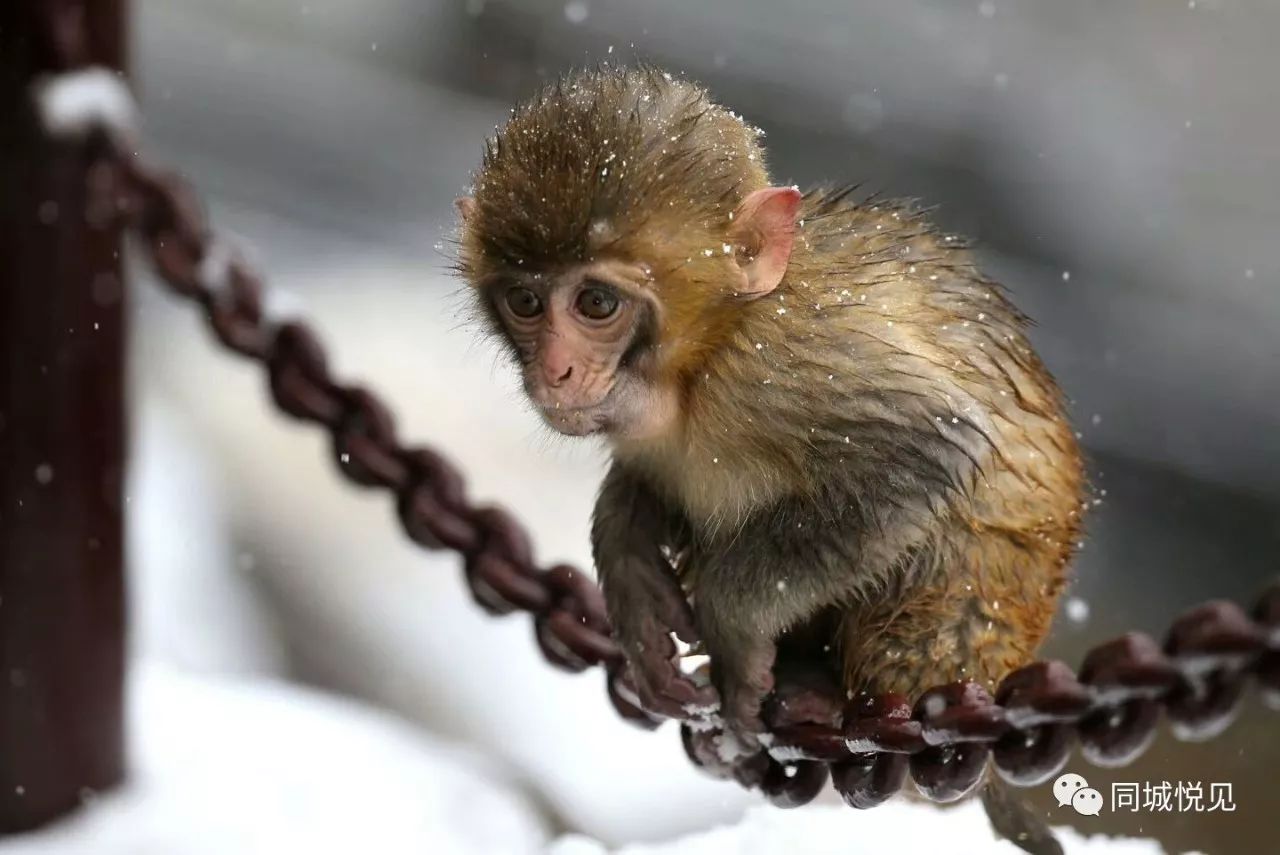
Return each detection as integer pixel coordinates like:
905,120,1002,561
796,190,970,264
785,193,1011,329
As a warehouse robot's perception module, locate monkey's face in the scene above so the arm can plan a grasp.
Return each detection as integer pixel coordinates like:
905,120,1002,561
481,260,675,439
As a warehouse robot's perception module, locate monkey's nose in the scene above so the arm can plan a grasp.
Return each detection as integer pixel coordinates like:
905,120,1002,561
548,365,573,387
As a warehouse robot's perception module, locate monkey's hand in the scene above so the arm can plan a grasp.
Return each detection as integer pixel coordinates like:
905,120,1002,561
593,466,718,721
607,555,720,720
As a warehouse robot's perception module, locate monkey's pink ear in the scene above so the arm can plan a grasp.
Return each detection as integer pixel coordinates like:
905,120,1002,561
456,197,477,222
729,186,802,298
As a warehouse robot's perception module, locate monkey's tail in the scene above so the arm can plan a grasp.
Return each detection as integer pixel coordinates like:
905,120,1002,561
980,773,1064,855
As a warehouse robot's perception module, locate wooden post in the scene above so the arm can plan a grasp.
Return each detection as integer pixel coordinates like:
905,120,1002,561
0,0,129,832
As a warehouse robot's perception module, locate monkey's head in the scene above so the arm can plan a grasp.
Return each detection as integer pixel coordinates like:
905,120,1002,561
457,66,801,440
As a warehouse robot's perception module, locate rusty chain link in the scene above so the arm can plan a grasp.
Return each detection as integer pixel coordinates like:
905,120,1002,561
32,1,1278,809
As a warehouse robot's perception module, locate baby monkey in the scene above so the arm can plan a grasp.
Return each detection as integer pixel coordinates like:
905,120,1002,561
458,66,1083,841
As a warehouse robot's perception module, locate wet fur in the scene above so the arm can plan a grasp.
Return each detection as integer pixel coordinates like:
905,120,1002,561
612,190,1084,696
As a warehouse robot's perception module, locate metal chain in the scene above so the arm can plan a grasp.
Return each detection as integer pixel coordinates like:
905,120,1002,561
30,0,1278,809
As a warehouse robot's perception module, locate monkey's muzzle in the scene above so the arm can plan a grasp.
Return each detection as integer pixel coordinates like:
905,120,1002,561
540,404,608,437
530,377,616,437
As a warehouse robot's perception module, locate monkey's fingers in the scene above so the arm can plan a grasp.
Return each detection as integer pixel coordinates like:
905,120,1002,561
661,596,702,647
631,661,718,720
630,622,720,719
637,560,701,646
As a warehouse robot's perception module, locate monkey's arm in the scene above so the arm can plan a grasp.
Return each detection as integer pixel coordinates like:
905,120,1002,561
592,464,717,719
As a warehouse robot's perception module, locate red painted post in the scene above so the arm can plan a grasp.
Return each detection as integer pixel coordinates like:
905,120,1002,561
0,0,129,832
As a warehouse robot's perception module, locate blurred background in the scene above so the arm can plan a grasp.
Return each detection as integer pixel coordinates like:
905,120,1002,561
16,0,1280,852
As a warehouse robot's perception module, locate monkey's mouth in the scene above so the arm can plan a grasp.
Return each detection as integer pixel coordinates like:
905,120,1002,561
541,404,609,437
532,381,616,437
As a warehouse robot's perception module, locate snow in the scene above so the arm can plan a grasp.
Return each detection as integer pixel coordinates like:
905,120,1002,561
126,395,286,677
1065,596,1091,624
548,801,1167,855
564,1,589,25
0,664,548,855
33,67,137,141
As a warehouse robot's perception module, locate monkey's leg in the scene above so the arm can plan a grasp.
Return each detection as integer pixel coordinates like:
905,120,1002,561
692,598,778,747
592,464,715,718
838,529,1065,698
839,531,1069,855
690,500,867,744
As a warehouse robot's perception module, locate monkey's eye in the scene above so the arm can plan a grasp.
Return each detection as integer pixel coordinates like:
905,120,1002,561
504,287,543,318
575,285,620,320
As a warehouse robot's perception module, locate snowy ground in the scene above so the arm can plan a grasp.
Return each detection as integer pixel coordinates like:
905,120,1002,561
0,664,547,855
553,805,1168,855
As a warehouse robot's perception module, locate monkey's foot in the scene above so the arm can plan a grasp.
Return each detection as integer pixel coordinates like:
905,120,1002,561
684,660,845,793
714,644,778,749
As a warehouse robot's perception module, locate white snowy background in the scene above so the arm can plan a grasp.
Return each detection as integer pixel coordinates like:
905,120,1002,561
8,0,1280,852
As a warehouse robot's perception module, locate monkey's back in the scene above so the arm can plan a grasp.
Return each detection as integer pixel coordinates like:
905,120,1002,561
621,190,1086,695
